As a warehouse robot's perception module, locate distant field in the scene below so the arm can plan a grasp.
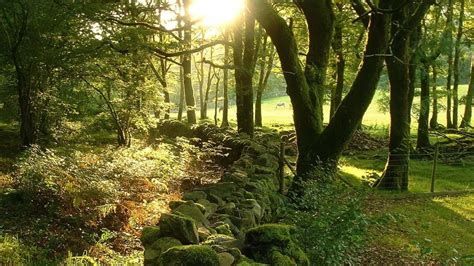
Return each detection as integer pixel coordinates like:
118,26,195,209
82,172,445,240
178,84,469,130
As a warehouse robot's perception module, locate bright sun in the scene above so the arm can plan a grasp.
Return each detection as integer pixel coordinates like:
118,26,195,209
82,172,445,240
189,0,245,27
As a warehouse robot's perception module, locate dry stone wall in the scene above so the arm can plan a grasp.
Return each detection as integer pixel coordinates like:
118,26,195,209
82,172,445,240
142,121,308,265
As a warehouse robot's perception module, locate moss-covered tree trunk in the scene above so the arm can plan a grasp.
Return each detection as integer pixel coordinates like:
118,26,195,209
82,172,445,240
452,0,465,128
430,65,438,129
377,1,433,191
18,76,37,146
446,0,454,128
417,63,431,150
255,34,274,127
234,11,256,136
221,37,230,128
461,55,474,128
330,16,345,119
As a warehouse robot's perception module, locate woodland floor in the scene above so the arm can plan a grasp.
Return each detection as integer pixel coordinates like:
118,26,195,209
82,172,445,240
0,123,473,264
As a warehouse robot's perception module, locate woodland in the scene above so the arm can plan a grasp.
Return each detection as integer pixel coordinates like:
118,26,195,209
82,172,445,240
0,0,473,265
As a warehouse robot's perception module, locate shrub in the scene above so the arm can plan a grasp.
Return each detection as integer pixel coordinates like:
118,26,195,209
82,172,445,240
284,176,369,265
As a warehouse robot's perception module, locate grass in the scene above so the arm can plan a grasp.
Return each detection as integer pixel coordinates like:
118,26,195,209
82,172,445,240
365,194,474,263
188,84,471,130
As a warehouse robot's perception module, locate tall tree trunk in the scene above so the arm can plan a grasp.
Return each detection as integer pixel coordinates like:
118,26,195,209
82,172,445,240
234,11,256,136
461,55,474,128
255,33,275,127
221,36,230,128
330,5,345,119
377,2,433,191
203,63,214,119
182,0,196,124
297,0,334,131
214,70,221,126
446,0,454,128
430,65,438,129
255,34,268,127
417,63,431,150
18,77,36,146
178,66,185,121
197,51,205,119
452,0,465,128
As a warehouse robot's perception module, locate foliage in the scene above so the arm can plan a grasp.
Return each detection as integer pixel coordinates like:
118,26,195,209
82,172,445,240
284,176,369,265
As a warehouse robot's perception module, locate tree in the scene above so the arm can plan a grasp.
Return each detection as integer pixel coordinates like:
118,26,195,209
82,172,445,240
233,10,257,136
446,0,454,128
249,0,392,182
0,0,87,146
329,2,346,119
182,0,197,124
452,0,465,128
255,30,276,127
460,54,474,128
376,1,434,191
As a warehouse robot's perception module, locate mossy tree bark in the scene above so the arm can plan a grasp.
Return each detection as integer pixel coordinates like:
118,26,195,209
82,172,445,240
377,1,434,191
330,6,345,119
221,34,230,128
234,11,257,136
417,62,432,150
446,0,454,128
452,0,465,128
460,55,474,128
430,65,438,129
255,32,275,127
249,0,392,181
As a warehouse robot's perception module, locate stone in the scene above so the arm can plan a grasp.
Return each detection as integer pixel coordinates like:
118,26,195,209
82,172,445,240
203,234,243,250
240,210,257,230
240,199,263,223
183,191,207,201
169,200,186,210
197,199,218,218
159,213,199,244
243,224,309,266
140,226,161,247
144,237,181,264
198,226,212,241
216,202,237,216
173,201,210,227
218,252,235,266
159,245,220,266
215,223,233,236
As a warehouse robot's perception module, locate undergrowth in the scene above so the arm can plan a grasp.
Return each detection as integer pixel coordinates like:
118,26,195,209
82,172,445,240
0,137,227,264
283,175,369,265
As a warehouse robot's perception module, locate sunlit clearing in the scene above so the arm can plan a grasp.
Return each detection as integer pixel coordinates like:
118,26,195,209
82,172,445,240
189,0,244,27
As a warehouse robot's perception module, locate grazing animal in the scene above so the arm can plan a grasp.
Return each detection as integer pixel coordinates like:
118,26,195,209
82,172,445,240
219,107,224,112
275,102,286,109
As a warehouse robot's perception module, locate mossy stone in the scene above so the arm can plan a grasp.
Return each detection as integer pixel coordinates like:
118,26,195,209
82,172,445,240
144,237,182,264
173,201,209,227
215,223,233,236
218,252,235,266
196,199,218,218
159,245,219,266
244,224,309,266
183,191,207,201
159,213,199,244
140,226,161,247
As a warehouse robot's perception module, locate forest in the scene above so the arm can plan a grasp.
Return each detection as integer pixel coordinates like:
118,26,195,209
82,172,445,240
0,0,473,265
